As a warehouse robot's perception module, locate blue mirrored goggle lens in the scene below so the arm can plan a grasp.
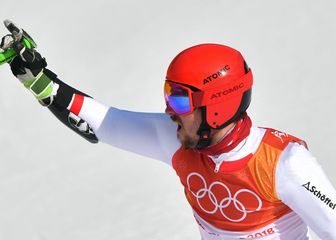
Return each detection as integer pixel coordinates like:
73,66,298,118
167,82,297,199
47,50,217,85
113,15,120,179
166,95,191,114
164,82,191,114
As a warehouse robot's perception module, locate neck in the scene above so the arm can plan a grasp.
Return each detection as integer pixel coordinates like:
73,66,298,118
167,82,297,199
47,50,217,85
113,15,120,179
196,115,252,156
210,122,236,146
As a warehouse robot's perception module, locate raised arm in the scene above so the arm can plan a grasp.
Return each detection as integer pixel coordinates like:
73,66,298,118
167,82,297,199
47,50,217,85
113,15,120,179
1,20,180,164
0,20,99,143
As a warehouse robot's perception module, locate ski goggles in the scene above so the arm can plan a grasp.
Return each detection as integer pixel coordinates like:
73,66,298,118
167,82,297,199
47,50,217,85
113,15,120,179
164,81,196,114
164,70,253,115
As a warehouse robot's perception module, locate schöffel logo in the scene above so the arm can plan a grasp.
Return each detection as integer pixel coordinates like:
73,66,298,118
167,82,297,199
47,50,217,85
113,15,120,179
203,65,230,85
302,181,336,210
210,83,244,100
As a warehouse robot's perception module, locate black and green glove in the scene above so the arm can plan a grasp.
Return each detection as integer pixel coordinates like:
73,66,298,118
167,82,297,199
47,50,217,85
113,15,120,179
0,19,57,105
1,19,98,143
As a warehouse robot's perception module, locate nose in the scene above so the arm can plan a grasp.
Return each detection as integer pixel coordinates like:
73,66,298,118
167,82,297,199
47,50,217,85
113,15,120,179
165,104,175,115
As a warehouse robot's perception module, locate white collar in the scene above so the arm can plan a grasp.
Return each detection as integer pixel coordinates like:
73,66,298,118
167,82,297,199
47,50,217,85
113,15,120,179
209,126,266,162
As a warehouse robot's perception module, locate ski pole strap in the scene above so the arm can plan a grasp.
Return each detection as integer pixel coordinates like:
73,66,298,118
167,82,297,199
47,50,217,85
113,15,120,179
24,70,54,100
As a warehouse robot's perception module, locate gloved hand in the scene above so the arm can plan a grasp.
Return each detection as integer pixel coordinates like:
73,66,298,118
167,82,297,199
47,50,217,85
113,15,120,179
0,19,57,105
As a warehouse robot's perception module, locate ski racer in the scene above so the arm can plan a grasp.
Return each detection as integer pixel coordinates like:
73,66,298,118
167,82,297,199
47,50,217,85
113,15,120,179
1,20,336,240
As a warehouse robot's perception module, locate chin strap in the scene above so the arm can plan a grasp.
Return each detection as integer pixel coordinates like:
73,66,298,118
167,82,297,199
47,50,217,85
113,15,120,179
197,114,252,155
196,108,212,148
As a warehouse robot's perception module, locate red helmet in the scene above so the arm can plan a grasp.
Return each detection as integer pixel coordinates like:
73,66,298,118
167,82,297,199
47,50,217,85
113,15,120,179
164,44,253,147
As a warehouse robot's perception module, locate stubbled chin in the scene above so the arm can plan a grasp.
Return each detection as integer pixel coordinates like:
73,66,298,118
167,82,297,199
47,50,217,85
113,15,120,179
177,132,198,149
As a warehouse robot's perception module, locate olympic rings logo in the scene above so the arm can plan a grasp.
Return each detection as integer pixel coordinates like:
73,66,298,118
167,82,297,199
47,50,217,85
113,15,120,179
187,172,262,222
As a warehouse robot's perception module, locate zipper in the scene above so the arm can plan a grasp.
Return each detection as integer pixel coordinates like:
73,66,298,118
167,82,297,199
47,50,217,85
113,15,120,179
211,138,249,173
214,164,220,173
213,158,222,173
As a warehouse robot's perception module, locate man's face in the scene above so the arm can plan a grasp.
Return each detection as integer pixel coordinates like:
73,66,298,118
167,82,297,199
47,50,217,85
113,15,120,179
166,107,202,149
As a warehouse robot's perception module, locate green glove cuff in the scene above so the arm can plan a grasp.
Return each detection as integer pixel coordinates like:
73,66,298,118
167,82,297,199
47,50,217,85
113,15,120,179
24,70,54,100
0,34,37,65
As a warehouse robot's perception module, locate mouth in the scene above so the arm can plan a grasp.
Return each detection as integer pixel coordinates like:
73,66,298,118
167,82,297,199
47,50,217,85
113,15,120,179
170,115,182,131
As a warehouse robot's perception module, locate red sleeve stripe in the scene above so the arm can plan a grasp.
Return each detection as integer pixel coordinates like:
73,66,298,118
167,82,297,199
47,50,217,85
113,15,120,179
70,94,84,115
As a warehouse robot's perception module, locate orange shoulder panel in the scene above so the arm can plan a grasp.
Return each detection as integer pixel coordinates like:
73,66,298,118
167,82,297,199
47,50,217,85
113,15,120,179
262,128,308,150
248,128,307,201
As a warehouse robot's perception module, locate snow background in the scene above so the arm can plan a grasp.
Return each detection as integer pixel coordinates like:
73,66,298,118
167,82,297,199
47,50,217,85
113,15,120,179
0,0,336,239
